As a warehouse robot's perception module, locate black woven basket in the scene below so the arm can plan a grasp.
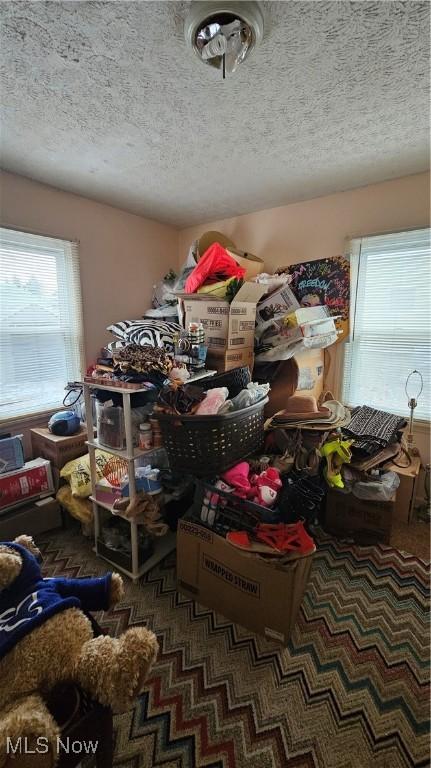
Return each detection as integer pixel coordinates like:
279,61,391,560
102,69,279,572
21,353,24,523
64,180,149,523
156,397,268,477
191,479,280,536
201,366,251,398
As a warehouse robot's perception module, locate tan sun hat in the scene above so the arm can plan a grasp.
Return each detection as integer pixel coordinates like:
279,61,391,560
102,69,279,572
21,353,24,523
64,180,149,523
197,230,236,259
275,394,331,420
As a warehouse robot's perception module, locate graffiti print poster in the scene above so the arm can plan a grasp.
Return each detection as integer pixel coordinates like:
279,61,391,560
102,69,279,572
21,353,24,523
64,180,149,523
287,255,350,343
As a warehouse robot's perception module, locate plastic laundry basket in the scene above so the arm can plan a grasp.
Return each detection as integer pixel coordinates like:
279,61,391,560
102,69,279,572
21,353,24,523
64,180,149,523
155,398,268,478
200,366,251,398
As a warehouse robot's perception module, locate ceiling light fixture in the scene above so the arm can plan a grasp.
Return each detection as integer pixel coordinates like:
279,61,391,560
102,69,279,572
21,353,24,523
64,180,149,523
185,1,264,79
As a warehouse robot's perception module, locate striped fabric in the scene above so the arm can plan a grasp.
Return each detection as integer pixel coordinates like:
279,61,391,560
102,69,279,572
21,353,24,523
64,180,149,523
107,319,182,351
40,530,429,768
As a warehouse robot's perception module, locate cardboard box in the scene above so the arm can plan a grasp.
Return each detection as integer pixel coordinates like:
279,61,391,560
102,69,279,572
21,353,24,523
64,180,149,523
182,283,267,351
384,455,421,524
295,348,324,400
0,459,54,512
0,497,62,538
177,519,314,644
30,426,88,469
256,284,300,326
206,347,254,373
325,488,395,544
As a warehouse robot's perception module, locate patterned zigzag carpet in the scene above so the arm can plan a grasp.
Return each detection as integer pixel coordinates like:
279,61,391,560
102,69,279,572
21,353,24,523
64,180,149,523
39,528,430,768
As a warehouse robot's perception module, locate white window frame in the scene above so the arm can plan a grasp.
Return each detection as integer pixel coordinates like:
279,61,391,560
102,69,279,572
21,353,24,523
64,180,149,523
0,226,85,423
334,228,431,425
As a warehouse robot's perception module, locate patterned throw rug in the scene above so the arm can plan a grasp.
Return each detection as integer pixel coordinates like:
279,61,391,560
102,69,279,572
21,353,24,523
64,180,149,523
38,528,430,768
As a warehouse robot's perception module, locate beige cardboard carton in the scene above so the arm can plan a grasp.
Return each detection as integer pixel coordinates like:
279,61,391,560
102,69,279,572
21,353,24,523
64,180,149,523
206,347,254,373
30,426,88,469
177,519,314,644
325,489,395,545
182,282,267,351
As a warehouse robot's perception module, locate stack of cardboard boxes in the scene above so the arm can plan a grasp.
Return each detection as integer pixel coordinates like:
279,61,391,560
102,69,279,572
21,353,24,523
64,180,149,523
0,426,89,539
0,441,60,538
181,282,268,372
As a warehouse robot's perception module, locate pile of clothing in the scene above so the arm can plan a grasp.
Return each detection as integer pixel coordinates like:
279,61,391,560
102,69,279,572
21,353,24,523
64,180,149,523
112,343,174,384
89,318,184,384
342,405,406,458
256,393,409,521
156,381,270,417
317,404,407,502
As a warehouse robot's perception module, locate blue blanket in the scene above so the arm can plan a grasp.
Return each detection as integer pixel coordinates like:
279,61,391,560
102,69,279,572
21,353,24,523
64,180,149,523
0,542,112,660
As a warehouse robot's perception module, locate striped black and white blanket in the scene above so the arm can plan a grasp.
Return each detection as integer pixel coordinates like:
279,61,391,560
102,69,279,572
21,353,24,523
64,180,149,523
107,319,182,352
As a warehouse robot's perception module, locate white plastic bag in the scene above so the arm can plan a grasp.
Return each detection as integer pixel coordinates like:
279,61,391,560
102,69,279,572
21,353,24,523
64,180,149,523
352,471,400,501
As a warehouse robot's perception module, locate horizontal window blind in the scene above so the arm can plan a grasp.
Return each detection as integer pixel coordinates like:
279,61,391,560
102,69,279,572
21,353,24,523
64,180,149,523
0,227,85,420
342,228,431,421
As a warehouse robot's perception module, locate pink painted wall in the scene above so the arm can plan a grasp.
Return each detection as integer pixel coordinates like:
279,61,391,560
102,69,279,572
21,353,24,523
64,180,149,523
179,172,430,268
0,171,178,364
179,172,431,468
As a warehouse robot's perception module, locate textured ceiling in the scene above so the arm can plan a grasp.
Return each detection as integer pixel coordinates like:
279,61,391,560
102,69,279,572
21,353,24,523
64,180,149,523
1,1,429,227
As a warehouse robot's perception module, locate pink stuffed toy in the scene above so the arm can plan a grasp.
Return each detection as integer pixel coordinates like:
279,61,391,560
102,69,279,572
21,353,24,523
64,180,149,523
250,467,282,507
222,462,251,499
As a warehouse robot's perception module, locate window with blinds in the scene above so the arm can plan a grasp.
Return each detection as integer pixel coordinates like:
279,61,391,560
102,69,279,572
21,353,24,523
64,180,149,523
342,228,431,421
0,227,85,420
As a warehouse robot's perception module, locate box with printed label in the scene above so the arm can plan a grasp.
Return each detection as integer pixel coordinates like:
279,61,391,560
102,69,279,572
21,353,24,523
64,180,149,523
0,458,54,512
177,518,314,644
256,284,300,326
206,346,254,373
182,282,267,351
325,488,395,544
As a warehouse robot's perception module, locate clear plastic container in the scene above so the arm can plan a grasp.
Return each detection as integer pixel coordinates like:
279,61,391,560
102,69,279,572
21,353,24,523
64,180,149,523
96,402,125,449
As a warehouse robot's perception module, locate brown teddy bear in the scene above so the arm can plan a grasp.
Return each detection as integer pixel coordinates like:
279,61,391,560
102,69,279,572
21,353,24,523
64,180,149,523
0,535,159,767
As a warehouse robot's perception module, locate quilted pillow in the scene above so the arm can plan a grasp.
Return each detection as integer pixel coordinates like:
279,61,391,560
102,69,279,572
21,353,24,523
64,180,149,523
107,320,182,351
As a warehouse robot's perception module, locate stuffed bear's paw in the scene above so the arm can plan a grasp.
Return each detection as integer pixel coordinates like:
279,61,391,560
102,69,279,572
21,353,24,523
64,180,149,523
112,628,159,711
0,694,59,768
14,534,41,558
0,546,23,591
109,572,125,605
77,627,158,712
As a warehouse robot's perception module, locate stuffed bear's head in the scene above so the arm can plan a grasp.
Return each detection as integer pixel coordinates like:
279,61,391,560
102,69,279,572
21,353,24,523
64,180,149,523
0,535,41,592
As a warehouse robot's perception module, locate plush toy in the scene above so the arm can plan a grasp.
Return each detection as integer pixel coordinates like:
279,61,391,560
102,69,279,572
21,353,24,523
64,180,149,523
0,535,159,768
250,467,282,507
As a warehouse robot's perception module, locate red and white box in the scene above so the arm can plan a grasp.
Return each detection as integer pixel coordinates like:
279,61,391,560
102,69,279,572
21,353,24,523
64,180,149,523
0,458,54,512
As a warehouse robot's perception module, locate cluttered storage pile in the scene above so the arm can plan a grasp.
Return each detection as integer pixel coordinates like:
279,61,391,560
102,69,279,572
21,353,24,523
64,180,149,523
37,231,412,640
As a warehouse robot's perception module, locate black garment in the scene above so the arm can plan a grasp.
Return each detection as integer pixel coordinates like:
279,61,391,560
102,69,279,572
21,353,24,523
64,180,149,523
343,405,406,455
